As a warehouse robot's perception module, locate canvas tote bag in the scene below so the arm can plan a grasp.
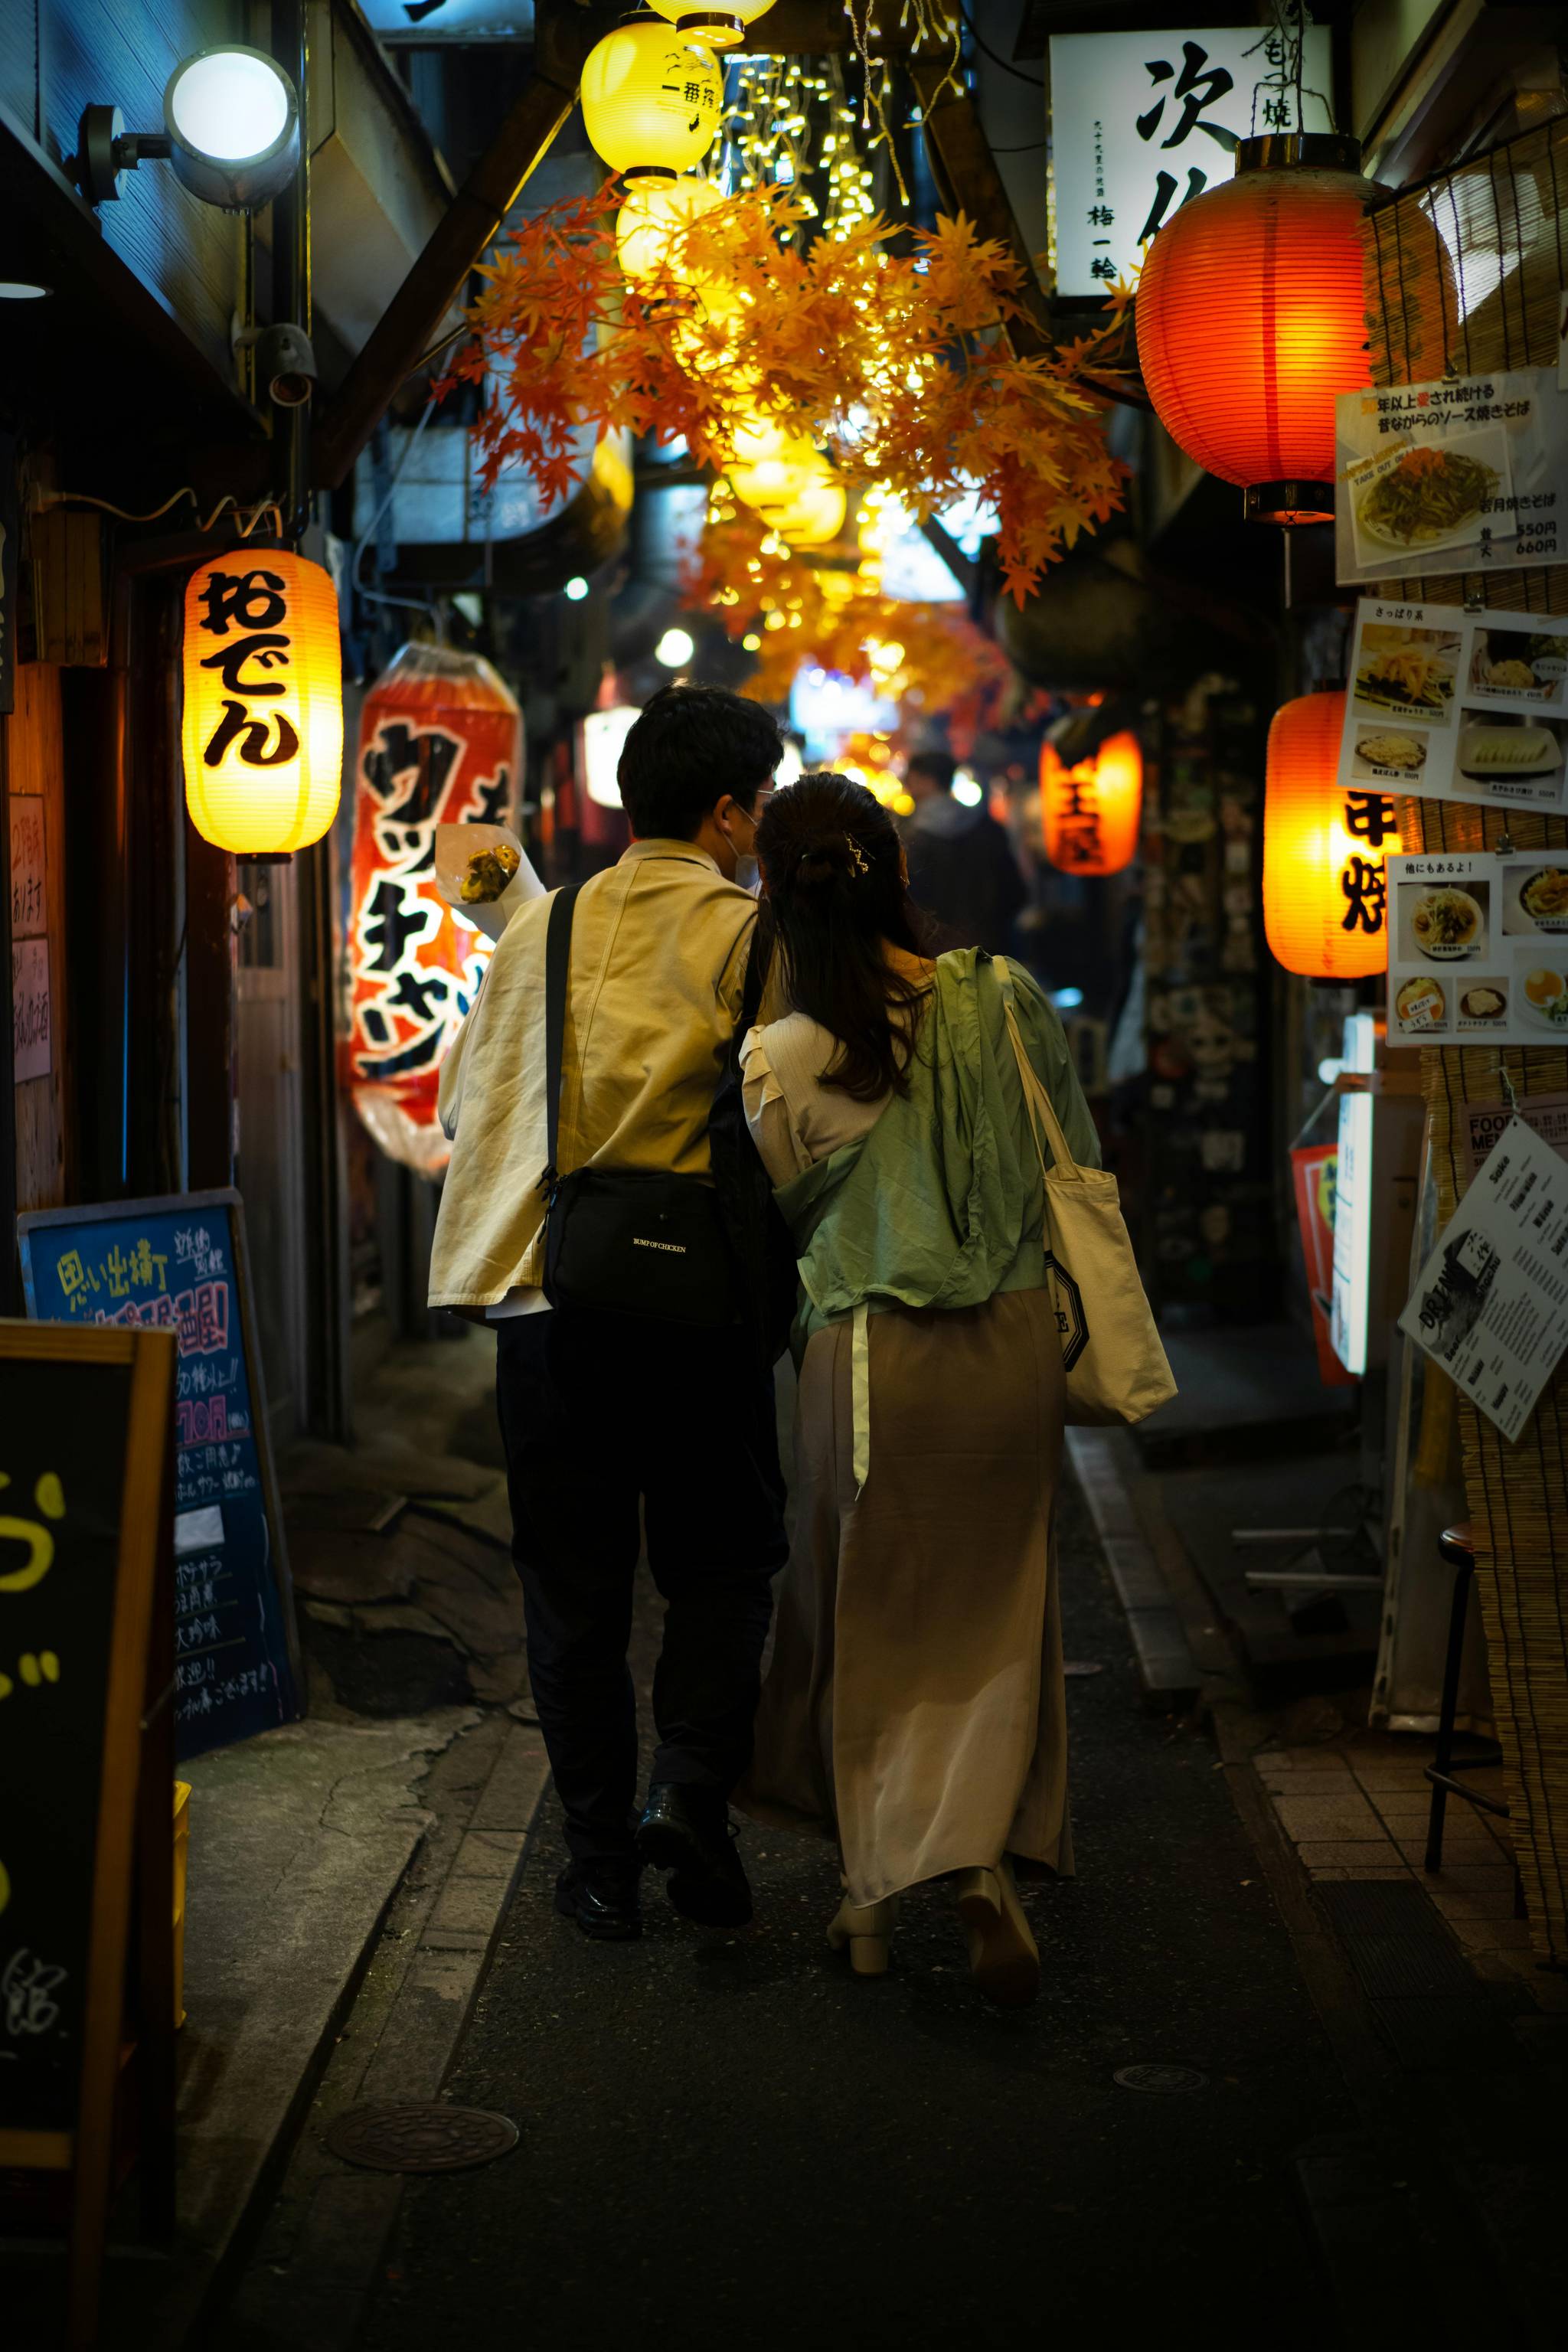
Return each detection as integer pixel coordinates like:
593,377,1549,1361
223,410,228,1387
996,962,1176,1427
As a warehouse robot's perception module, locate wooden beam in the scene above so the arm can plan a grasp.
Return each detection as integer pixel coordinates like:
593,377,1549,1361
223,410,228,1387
312,2,607,490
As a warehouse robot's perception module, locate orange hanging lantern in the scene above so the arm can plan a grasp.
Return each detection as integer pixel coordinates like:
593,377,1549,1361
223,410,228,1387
1040,730,1142,877
1263,689,1400,978
182,549,341,852
346,645,523,1175
1135,135,1375,525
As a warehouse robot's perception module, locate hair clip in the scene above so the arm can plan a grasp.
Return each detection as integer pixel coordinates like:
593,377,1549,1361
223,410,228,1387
845,838,869,878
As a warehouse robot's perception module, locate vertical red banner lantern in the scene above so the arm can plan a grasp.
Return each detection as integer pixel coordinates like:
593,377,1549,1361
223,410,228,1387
1040,730,1143,877
346,644,524,1174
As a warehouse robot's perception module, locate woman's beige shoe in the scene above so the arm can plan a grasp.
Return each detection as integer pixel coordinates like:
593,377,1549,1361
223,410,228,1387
955,1860,1040,2007
826,1893,899,1977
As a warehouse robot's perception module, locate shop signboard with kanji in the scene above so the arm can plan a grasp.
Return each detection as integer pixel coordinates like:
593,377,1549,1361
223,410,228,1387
1334,370,1568,586
17,1190,300,1760
1049,23,1332,297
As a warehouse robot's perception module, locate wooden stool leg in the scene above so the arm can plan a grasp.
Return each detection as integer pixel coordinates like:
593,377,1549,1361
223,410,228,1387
1425,1557,1473,1875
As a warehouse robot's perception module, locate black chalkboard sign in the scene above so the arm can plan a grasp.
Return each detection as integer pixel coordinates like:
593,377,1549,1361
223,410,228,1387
0,1321,177,2348
18,1189,302,1759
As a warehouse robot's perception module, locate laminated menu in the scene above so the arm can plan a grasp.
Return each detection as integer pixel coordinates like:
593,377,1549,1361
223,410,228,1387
1399,1113,1568,1442
1383,848,1568,1048
1334,366,1568,586
1339,596,1568,815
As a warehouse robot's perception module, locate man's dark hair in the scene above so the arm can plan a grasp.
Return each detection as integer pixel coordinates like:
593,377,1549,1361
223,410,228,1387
617,684,783,839
906,748,957,794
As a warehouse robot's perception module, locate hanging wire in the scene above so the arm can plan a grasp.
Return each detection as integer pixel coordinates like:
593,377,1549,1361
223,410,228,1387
351,394,442,623
31,485,283,537
1243,0,1334,137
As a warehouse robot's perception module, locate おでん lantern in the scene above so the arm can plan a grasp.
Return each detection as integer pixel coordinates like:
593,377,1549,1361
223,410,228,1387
1263,689,1400,978
644,0,776,49
181,550,341,852
580,23,722,177
1040,730,1143,877
1135,134,1375,525
347,644,523,1176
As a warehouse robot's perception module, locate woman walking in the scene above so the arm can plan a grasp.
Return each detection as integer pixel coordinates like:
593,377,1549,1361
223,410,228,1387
734,773,1106,2007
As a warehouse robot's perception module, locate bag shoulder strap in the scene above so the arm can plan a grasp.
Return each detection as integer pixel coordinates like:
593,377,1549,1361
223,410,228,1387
544,882,583,1187
993,957,1083,1186
737,904,774,1040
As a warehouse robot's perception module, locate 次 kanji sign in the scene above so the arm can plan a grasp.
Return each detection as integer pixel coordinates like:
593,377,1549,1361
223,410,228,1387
1049,24,1333,299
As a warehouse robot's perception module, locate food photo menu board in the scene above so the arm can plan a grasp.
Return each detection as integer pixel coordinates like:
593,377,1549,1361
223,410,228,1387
1334,367,1568,586
1387,850,1568,1047
1338,597,1568,813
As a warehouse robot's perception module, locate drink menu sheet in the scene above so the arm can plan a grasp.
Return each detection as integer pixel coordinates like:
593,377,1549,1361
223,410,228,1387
1339,596,1568,814
1399,1114,1568,1443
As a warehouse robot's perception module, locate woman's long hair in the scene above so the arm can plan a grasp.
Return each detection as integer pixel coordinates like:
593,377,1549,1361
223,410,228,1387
756,772,932,1100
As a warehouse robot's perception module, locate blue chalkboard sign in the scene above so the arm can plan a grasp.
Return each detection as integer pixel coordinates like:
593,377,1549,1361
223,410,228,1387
17,1190,302,1760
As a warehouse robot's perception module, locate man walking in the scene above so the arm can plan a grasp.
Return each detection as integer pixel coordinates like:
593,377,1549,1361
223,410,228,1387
901,748,1027,952
430,685,787,1942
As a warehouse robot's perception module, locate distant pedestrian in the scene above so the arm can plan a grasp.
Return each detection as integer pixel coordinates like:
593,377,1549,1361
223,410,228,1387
430,686,789,1945
901,748,1027,952
735,773,1102,2006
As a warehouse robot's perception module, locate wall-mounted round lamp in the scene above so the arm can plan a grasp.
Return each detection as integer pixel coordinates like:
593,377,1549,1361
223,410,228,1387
655,626,696,670
77,46,300,212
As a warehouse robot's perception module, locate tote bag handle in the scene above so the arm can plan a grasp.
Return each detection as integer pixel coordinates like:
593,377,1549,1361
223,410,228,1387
994,958,1084,1187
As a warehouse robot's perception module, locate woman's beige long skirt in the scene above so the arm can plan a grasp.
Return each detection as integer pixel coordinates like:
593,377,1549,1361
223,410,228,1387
737,1288,1072,1908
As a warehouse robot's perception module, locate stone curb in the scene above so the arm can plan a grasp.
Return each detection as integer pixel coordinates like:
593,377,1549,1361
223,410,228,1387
1064,1426,1200,1711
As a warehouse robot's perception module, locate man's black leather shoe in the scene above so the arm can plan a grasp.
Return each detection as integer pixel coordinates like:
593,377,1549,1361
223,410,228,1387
636,1783,752,1927
554,1864,642,1941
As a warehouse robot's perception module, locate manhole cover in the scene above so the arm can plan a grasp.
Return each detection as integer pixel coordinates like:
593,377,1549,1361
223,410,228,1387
1113,2063,1208,2095
325,2103,519,2174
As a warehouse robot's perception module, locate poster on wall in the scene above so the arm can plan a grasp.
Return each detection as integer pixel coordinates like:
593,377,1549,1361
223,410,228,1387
1338,596,1568,814
1334,368,1568,587
1049,25,1333,297
1399,1114,1568,1442
1383,848,1568,1048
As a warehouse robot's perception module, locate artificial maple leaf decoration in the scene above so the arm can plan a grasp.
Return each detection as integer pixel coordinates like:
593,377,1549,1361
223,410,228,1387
444,182,1130,607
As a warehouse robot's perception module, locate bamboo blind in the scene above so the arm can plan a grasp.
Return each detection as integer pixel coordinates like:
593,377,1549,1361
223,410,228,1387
1364,113,1568,1962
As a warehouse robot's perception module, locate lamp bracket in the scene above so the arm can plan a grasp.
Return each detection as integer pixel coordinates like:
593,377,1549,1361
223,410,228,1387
75,105,171,204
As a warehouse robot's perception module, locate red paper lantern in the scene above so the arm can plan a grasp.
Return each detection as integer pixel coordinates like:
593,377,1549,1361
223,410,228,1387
1135,134,1374,525
1040,730,1143,877
1263,689,1400,978
346,645,523,1174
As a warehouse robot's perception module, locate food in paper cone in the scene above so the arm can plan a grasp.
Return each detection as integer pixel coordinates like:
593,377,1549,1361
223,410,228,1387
461,841,521,903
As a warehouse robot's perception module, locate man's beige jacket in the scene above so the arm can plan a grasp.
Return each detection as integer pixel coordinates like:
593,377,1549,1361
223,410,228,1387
428,838,757,1312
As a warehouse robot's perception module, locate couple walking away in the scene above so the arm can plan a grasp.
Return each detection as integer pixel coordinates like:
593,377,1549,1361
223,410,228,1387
430,684,1150,2007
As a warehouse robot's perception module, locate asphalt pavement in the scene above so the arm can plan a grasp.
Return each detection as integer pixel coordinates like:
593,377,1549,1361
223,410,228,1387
356,1473,1361,2351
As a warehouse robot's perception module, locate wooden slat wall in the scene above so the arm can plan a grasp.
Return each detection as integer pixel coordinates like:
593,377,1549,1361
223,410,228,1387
0,0,247,386
9,664,70,1214
1367,117,1568,1963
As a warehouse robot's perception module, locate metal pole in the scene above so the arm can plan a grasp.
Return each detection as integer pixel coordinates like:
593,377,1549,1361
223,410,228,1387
270,0,310,545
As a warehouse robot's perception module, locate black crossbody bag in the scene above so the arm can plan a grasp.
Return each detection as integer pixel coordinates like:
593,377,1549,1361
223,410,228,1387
539,883,740,1328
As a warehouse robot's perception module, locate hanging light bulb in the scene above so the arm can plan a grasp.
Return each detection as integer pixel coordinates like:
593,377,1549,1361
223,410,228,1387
1263,689,1400,978
644,0,778,49
727,433,845,547
580,23,723,178
1136,134,1377,525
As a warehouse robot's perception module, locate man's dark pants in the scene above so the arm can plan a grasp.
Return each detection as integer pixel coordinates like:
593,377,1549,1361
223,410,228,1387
495,1305,788,1872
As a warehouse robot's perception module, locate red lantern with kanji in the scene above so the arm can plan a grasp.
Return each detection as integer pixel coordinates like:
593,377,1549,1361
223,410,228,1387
1135,135,1375,525
1040,730,1143,877
347,644,523,1174
1263,689,1400,978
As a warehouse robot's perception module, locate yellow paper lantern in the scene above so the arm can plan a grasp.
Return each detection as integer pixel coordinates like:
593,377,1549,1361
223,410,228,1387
644,0,777,51
1040,730,1142,877
580,23,723,176
615,172,722,289
1264,690,1400,978
728,435,846,547
182,550,341,853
